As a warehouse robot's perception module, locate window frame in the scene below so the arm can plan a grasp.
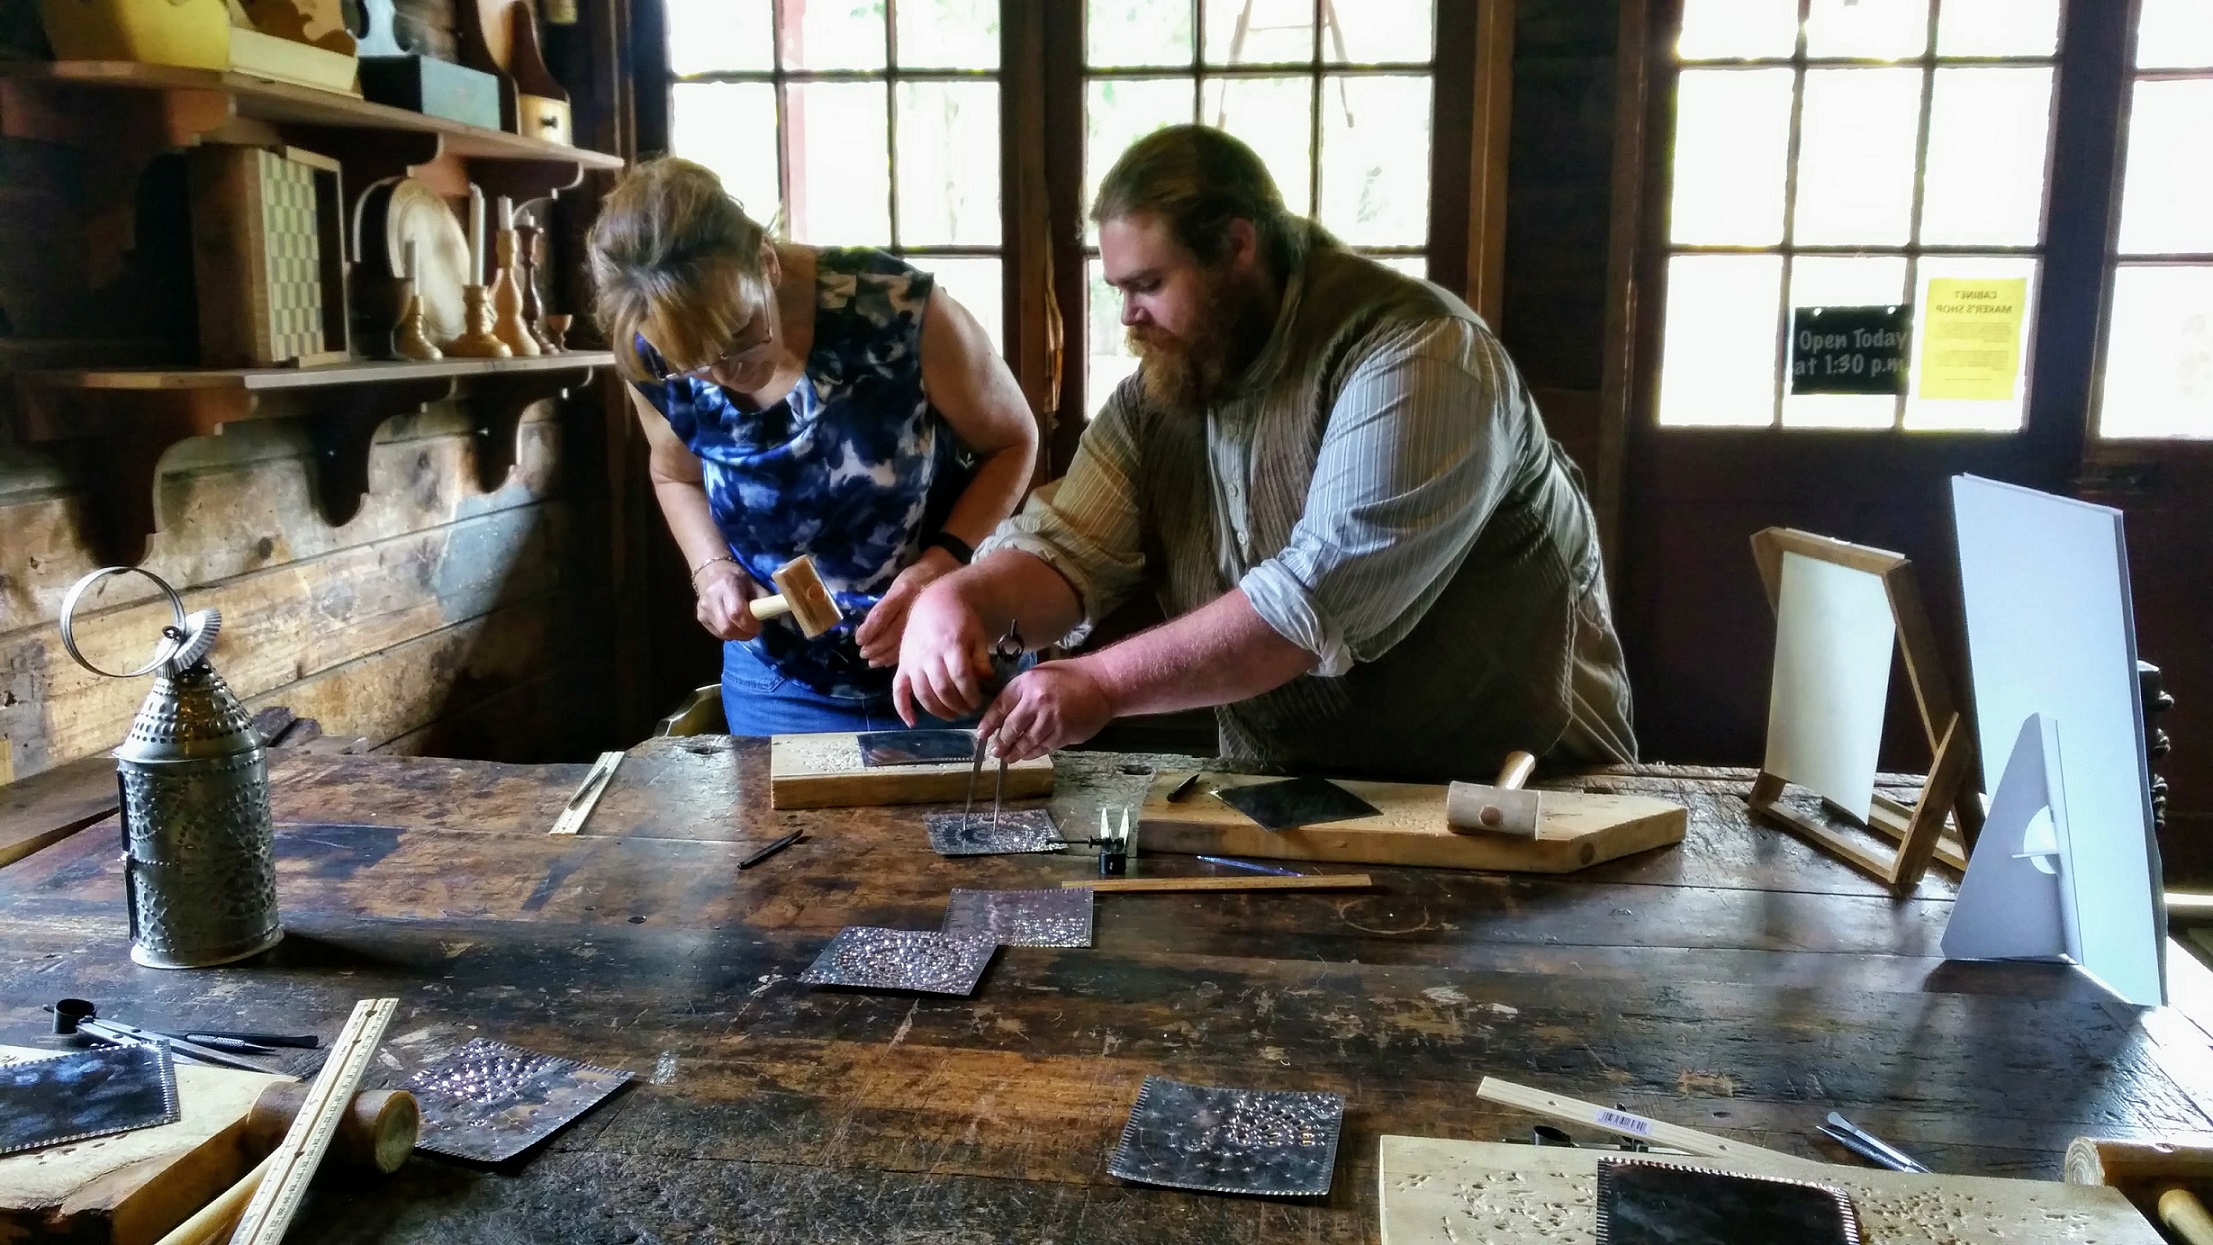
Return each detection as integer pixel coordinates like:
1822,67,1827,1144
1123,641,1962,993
634,0,1505,476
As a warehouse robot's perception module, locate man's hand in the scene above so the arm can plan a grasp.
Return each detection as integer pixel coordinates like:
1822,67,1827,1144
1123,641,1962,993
978,661,1117,762
857,546,961,667
893,578,995,724
695,561,763,641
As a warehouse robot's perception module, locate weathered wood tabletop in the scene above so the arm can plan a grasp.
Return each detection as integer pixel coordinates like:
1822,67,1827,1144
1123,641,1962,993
4,738,2212,1243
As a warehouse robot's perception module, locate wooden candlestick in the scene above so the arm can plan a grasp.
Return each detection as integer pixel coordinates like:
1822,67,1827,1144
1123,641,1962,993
490,230,540,357
517,224,554,353
445,284,510,358
391,279,442,360
543,314,571,351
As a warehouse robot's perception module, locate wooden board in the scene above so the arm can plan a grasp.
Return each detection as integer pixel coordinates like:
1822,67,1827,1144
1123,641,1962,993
1137,772,1686,873
0,754,118,869
0,1046,289,1245
1378,1136,2163,1245
768,733,1053,810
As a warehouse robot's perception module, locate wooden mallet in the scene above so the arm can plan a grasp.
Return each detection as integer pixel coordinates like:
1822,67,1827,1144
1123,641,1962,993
1446,751,1542,838
747,555,845,638
152,1086,418,1245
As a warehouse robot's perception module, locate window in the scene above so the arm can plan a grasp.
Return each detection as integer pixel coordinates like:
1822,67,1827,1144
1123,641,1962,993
660,0,1006,352
2096,0,2213,440
1654,0,2063,431
1082,0,1439,415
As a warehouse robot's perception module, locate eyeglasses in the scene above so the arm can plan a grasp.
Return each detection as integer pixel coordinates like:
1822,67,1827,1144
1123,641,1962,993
672,318,777,381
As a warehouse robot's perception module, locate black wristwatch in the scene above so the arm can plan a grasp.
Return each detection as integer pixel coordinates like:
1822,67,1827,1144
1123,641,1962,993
922,531,974,565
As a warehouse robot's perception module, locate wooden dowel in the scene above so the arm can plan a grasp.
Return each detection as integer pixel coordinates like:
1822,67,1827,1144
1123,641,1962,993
2165,1188,2213,1245
1063,874,1374,894
150,1154,269,1245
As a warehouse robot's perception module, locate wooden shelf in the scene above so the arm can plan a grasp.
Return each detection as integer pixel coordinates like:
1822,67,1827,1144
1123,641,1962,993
19,351,616,393
12,353,611,567
0,61,623,171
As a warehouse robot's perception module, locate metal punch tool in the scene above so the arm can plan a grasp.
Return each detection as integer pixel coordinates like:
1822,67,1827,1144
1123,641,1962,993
1819,1111,1930,1173
962,620,1025,831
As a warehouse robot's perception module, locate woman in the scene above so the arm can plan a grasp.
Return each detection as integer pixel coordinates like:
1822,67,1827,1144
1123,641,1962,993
590,158,1037,734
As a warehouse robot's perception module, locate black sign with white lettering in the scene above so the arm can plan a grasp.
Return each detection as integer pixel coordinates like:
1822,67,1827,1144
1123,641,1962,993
1790,304,1910,396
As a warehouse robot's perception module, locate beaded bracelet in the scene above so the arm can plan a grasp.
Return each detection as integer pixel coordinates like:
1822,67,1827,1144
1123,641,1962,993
688,554,738,593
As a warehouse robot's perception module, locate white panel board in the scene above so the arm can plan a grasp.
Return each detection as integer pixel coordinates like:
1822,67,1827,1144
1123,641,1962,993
1764,550,1896,822
1952,474,2162,1006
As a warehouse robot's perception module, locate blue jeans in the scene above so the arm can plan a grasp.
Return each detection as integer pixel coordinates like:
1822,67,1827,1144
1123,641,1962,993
720,641,996,735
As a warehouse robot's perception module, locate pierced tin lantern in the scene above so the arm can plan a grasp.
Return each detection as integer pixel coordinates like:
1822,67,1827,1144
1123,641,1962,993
60,567,282,969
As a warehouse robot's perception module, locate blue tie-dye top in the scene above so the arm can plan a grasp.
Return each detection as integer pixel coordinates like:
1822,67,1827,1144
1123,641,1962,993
633,249,972,698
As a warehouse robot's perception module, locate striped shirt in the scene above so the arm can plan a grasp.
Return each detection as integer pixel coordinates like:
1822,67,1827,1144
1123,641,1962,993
980,240,1635,778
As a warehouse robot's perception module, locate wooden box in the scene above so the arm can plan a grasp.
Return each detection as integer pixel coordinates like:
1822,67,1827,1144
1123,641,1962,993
187,145,351,368
359,53,502,128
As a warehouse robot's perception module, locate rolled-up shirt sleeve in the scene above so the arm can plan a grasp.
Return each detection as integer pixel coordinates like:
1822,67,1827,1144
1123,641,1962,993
975,384,1150,647
1240,319,1519,677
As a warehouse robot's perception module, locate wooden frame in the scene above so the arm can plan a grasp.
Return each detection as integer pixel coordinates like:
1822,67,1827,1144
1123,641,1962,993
187,143,353,368
1746,527,1984,892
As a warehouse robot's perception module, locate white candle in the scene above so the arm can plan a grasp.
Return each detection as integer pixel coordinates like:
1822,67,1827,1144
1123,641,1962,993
403,238,418,283
496,195,513,232
467,185,484,285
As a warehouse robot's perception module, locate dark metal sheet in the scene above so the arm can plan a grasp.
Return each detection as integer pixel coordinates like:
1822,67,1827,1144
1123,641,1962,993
799,926,997,995
1594,1158,1862,1245
925,809,1066,856
1107,1075,1344,1197
856,729,976,767
404,1038,633,1164
0,1044,179,1156
1213,777,1380,831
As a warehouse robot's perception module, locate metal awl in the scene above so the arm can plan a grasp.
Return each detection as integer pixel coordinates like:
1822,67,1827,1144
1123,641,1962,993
964,620,1024,830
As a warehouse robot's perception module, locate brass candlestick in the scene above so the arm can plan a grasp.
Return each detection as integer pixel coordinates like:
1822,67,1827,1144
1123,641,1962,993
391,277,441,360
445,284,511,358
491,230,540,357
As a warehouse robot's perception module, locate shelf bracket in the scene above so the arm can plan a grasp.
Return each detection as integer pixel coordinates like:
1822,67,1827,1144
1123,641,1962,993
458,366,596,496
286,377,460,528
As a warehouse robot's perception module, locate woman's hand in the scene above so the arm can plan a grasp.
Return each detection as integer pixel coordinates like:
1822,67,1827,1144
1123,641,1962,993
857,546,961,667
978,661,1117,762
694,561,763,641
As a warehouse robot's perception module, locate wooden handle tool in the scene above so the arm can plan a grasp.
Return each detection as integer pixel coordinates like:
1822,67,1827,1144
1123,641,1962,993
1064,873,1374,894
152,1087,418,1245
747,554,844,638
2165,1188,2213,1245
1445,751,1542,838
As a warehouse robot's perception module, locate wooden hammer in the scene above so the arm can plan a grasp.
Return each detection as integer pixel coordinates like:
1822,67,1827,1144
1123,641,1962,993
1445,751,1541,838
152,1086,418,1245
747,555,845,638
2065,1136,2213,1245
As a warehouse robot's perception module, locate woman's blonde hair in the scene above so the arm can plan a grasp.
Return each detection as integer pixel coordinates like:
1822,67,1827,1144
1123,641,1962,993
588,157,776,381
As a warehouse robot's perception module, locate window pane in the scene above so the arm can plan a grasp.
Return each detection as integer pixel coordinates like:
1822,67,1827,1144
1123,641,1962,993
896,82,1001,246
2100,265,2213,440
1678,0,1799,61
919,257,1004,357
1087,256,1141,418
1205,0,1311,66
1319,75,1432,246
1203,77,1315,215
1338,0,1435,64
896,0,1000,69
1657,254,1783,427
1920,68,2053,247
1088,0,1193,68
1804,0,1927,60
671,83,781,222
666,0,772,74
2117,80,2213,255
1904,255,2036,431
786,82,891,244
1783,256,1909,429
1936,0,2059,57
2138,0,2213,71
1371,254,1428,278
1668,68,1794,245
780,0,885,71
1086,77,1196,235
1793,68,1922,247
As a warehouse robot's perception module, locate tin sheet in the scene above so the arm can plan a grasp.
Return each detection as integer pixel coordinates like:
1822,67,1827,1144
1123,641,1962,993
404,1038,633,1164
1213,776,1380,831
925,809,1066,856
856,729,977,767
0,1044,179,1156
1107,1075,1344,1197
1595,1158,1862,1245
942,887,1094,948
800,926,997,995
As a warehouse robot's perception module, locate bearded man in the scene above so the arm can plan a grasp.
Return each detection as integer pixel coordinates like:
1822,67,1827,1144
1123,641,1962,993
888,125,1635,780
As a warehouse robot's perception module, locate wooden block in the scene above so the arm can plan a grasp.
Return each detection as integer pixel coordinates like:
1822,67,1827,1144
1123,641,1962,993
1137,773,1685,873
0,1046,290,1245
1378,1136,2163,1245
0,754,119,870
768,733,1053,811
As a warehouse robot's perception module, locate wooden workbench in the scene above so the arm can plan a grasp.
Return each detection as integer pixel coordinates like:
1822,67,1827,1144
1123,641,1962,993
3,738,2212,1243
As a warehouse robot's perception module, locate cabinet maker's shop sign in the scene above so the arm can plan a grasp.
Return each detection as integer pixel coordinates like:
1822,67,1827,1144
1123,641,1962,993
1790,304,1910,396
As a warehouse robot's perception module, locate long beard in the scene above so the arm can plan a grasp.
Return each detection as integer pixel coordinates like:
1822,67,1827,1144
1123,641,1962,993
1128,273,1273,411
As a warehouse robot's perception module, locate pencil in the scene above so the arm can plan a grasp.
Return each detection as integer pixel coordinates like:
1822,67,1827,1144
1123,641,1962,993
739,829,804,870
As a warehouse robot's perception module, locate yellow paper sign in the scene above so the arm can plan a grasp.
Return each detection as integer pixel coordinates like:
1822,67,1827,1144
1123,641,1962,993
1918,278,2028,401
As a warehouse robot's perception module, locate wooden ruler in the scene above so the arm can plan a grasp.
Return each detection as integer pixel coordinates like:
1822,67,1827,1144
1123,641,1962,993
1476,1076,1818,1171
548,751,623,835
227,998,398,1245
1063,873,1375,894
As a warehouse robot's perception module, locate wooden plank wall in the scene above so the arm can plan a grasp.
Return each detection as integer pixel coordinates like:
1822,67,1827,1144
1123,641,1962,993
0,131,598,784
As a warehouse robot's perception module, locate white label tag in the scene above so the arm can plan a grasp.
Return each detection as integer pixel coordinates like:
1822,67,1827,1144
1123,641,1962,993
1594,1107,1654,1137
